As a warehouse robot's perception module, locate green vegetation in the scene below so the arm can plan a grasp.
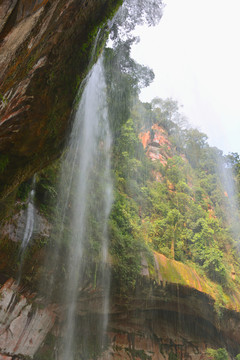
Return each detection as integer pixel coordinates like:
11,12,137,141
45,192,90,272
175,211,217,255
168,353,178,360
1,0,238,310
0,93,8,105
31,6,240,299
103,20,240,296
126,348,152,360
34,332,56,360
206,348,229,360
107,94,240,294
16,180,32,202
0,154,9,173
35,162,60,218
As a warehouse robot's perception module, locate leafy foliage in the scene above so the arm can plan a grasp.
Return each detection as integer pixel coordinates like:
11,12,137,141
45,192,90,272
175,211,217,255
110,0,164,43
107,89,240,290
105,0,164,138
30,0,240,296
206,348,229,360
104,44,154,138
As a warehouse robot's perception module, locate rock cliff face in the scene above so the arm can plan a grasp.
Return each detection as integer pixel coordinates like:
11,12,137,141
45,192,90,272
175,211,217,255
1,124,240,358
0,208,240,359
0,0,121,199
1,2,240,359
0,279,56,359
1,125,240,358
139,124,172,165
1,270,240,359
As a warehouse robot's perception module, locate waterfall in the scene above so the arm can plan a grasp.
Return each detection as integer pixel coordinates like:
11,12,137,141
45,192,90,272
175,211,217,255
17,175,36,285
51,56,112,359
217,157,240,243
20,176,36,253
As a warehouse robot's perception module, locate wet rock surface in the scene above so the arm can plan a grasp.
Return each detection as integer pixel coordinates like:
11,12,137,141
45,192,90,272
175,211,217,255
0,206,50,244
104,290,240,359
0,275,239,359
0,0,121,199
0,278,56,359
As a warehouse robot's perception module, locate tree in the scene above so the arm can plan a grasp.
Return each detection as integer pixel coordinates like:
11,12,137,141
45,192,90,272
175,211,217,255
110,0,164,44
206,348,228,360
105,0,164,138
225,152,240,170
166,209,182,259
203,247,227,284
184,128,208,168
151,97,187,132
104,43,154,138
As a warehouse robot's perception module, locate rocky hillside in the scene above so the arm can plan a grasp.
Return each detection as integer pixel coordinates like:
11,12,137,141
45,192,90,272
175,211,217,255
1,98,240,359
1,1,240,359
105,95,240,358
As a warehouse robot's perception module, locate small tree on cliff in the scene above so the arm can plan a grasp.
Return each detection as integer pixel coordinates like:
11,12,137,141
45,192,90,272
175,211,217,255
206,348,229,360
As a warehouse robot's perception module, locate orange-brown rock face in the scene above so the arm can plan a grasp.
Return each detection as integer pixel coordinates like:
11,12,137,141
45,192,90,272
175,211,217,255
139,125,173,165
0,0,121,199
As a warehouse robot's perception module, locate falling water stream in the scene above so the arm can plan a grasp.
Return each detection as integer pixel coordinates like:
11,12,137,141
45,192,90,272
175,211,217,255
2,1,240,359
17,175,36,285
217,158,240,244
52,56,112,359
20,176,36,253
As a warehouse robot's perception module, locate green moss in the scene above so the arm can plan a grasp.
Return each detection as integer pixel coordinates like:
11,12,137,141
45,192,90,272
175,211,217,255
34,161,60,218
16,179,32,202
103,0,123,21
168,352,179,360
206,348,229,360
0,154,9,173
126,348,152,360
0,93,8,105
160,259,186,284
214,285,229,317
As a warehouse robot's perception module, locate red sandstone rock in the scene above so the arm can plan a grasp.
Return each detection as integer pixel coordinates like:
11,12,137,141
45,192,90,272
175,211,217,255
0,355,12,360
139,125,173,168
0,279,56,358
139,130,151,149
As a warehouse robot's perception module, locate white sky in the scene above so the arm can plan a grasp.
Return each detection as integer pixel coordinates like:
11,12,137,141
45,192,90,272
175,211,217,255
131,0,240,154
